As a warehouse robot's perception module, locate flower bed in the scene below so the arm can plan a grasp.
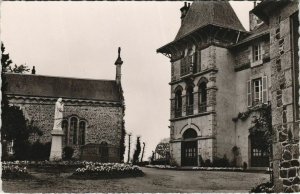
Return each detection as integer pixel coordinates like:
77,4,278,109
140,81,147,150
146,165,176,169
69,162,144,179
2,161,32,179
145,164,244,171
191,166,244,171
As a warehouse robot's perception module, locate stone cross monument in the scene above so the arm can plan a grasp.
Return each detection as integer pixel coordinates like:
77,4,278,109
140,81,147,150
49,98,65,161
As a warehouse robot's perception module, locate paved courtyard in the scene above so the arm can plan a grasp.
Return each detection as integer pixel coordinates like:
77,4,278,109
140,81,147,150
2,167,269,193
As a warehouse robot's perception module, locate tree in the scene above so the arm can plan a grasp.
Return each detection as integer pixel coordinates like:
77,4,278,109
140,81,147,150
9,64,30,73
132,136,141,164
1,42,40,160
1,42,30,74
119,120,126,162
140,142,145,162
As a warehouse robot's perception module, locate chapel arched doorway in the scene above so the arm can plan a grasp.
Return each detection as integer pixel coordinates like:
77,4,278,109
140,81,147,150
181,128,198,166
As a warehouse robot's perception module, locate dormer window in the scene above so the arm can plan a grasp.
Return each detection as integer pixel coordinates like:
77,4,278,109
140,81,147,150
250,42,264,67
253,43,262,62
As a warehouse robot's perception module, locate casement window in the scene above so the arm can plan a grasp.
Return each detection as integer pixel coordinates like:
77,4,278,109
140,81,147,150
180,48,195,76
186,85,194,115
247,76,268,107
198,81,207,113
175,89,183,118
252,43,262,62
62,116,86,145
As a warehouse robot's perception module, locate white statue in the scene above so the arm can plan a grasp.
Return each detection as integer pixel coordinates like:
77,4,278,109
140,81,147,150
54,98,64,129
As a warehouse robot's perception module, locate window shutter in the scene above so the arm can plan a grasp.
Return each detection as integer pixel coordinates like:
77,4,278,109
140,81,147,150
262,76,268,104
247,80,252,107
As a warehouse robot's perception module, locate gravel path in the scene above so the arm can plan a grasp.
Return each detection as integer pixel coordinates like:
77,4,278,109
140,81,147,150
2,167,269,193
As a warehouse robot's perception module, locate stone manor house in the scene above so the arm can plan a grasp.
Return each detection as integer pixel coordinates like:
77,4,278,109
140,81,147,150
157,0,299,180
5,49,125,162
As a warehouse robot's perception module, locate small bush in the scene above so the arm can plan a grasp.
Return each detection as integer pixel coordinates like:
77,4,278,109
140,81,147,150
243,162,248,170
63,146,74,160
204,159,212,167
137,161,149,166
213,155,230,167
250,182,274,193
151,160,169,165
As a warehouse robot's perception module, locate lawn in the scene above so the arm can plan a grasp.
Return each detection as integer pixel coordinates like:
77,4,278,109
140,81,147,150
2,167,269,193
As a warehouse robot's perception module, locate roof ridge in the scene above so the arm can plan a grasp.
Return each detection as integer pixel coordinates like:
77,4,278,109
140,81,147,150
5,72,116,82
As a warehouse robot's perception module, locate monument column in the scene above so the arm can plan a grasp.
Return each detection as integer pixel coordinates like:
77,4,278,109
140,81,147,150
49,98,64,161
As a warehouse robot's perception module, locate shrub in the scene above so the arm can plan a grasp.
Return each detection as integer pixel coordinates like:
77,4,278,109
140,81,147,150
213,155,230,167
151,160,169,165
250,182,274,193
136,161,149,166
231,146,240,167
63,146,74,160
30,141,51,161
204,159,212,167
243,162,248,170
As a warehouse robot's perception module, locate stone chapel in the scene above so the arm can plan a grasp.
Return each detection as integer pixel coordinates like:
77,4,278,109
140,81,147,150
5,49,125,162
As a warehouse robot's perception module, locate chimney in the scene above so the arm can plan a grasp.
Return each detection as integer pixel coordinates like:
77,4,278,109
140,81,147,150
180,2,190,22
249,1,262,31
114,47,123,85
31,66,36,74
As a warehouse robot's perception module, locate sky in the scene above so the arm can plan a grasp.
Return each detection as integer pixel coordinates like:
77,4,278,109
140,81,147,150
1,1,254,161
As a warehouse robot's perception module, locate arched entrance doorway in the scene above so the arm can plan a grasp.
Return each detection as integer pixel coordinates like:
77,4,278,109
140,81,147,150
181,128,198,166
249,131,269,167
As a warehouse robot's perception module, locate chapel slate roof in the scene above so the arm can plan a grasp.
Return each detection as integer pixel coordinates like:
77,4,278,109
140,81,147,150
175,1,246,41
5,73,123,102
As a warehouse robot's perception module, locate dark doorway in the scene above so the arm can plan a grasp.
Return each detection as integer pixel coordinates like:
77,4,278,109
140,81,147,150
181,128,198,166
99,142,109,162
250,132,269,167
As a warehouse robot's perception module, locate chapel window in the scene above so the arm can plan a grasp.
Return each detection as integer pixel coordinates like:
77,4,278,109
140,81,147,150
70,117,78,145
62,120,69,145
78,121,86,145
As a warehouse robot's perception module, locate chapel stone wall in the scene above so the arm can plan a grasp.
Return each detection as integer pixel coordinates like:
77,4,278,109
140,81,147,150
8,97,124,159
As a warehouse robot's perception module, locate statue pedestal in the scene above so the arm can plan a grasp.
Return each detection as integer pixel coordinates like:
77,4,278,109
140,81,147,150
49,129,64,161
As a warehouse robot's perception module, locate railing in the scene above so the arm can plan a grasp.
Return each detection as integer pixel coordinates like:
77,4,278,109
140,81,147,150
198,102,207,113
175,109,182,118
186,105,194,116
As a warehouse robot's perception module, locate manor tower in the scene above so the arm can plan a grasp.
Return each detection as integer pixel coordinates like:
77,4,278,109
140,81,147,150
157,1,250,166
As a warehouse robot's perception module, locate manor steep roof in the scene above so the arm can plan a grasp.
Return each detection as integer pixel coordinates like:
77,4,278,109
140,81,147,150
175,1,246,41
